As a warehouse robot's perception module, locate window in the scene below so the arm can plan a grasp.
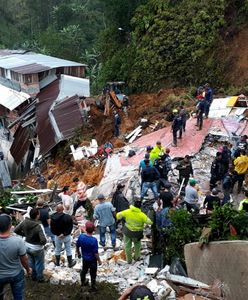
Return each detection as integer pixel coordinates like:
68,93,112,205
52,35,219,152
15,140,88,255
23,74,33,84
10,71,20,82
0,68,6,78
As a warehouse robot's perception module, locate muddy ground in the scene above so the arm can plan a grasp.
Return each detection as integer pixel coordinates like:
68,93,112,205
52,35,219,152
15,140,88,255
4,278,119,300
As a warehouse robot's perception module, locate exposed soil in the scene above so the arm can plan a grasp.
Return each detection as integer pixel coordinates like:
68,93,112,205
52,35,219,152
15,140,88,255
222,25,248,86
3,278,119,300
24,87,191,188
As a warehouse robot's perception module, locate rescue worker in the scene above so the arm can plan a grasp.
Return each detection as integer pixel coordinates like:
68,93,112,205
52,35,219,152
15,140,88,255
179,105,187,132
238,190,248,212
196,97,205,130
210,152,224,189
176,155,194,187
149,141,165,163
171,109,182,147
232,150,248,193
204,83,213,118
117,201,152,264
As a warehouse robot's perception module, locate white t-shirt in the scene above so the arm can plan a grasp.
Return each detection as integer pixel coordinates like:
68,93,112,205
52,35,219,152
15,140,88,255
59,193,74,215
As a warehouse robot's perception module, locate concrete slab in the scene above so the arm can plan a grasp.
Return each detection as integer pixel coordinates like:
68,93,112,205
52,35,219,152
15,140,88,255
184,240,248,300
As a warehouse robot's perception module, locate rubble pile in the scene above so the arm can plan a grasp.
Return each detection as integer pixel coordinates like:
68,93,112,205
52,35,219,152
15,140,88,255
42,229,224,300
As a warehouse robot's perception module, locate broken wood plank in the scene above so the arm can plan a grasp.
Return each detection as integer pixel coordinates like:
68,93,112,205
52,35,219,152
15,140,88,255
129,128,142,143
178,286,224,300
125,126,142,139
163,274,210,289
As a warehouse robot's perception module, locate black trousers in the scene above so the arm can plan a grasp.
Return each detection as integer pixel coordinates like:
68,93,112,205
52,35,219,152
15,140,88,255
72,201,86,215
80,260,97,286
197,112,203,130
232,173,245,193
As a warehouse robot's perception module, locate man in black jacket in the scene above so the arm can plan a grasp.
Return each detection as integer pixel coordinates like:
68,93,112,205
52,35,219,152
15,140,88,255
176,155,194,187
14,208,47,282
141,160,160,200
210,152,224,189
112,184,129,213
50,204,76,268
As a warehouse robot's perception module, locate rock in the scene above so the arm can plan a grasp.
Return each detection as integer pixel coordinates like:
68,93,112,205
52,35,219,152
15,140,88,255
147,279,159,293
145,267,159,275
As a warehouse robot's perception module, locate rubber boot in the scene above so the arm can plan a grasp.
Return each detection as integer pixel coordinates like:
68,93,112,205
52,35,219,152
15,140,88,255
67,256,76,268
55,255,60,266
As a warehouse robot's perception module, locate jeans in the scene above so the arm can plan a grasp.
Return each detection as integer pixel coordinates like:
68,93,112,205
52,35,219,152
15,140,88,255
0,270,24,300
99,224,116,247
223,189,231,204
80,260,97,286
124,235,141,263
55,235,72,256
141,181,158,199
26,248,45,281
44,226,55,242
205,102,210,117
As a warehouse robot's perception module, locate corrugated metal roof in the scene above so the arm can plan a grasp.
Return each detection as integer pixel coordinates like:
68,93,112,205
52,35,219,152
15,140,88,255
0,83,30,110
36,80,60,155
10,125,31,165
57,75,90,99
0,51,86,73
11,63,50,74
208,98,232,118
52,95,83,140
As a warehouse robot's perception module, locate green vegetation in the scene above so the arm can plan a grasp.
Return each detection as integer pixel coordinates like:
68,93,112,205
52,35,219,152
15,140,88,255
1,1,248,92
163,205,248,263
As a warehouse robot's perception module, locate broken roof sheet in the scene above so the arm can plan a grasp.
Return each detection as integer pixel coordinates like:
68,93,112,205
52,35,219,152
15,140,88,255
52,95,83,140
10,125,31,165
0,83,30,110
36,80,60,155
57,75,90,99
209,97,248,118
0,51,86,73
120,118,213,167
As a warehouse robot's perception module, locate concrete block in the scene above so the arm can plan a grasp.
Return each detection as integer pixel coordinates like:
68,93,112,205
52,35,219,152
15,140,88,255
184,240,248,300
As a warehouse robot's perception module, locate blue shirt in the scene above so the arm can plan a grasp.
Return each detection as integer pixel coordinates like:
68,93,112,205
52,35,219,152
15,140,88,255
76,234,98,261
93,202,115,227
139,159,153,170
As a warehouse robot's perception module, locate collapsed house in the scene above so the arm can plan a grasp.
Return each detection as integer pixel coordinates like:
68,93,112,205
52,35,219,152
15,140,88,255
0,49,90,178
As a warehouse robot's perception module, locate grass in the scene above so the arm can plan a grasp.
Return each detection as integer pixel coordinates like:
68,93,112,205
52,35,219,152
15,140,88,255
4,278,120,300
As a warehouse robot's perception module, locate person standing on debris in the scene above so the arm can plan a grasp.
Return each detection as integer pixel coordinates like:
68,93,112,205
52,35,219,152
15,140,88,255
149,141,165,163
210,152,225,189
72,177,89,216
93,194,116,249
33,157,40,175
36,174,46,189
163,148,173,181
0,214,31,300
36,199,55,247
238,190,248,212
196,96,205,130
50,204,76,268
139,153,153,175
204,83,213,118
140,159,160,201
221,142,232,175
112,183,129,214
76,221,102,292
113,110,121,137
117,201,153,264
232,150,248,193
222,170,233,204
176,155,194,188
203,189,221,213
47,175,56,190
184,179,199,213
59,186,74,215
179,105,187,132
14,208,47,282
171,109,183,147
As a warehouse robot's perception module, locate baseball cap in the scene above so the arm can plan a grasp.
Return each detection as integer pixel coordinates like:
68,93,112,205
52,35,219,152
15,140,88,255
173,109,178,113
97,194,105,200
144,153,150,159
189,178,197,185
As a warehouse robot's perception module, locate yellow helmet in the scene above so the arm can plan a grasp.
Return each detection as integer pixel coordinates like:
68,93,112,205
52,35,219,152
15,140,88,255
172,109,178,113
